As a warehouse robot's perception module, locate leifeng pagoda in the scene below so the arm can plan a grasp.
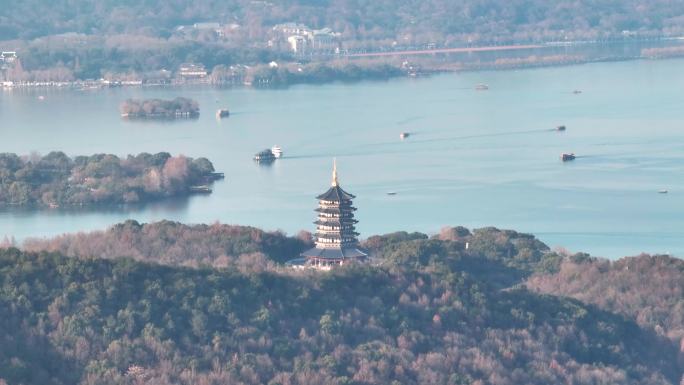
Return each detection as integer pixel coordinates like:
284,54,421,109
300,160,367,269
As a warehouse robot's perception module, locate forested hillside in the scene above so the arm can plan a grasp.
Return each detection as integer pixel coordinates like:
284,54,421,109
22,220,312,268
5,223,684,384
527,254,684,344
0,246,681,385
3,0,684,81
2,0,684,42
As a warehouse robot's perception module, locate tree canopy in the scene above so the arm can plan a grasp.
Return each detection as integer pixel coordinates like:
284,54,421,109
0,152,217,207
3,223,683,385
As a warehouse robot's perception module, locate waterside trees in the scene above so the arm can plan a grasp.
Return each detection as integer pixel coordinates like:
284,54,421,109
0,152,218,207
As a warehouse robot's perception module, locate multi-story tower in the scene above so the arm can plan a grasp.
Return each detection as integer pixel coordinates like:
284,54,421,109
301,160,367,269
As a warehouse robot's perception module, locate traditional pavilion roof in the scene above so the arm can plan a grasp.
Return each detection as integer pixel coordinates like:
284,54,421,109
316,185,355,201
301,247,367,260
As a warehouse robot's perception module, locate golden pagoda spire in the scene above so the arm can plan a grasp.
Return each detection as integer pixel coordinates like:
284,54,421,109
332,158,338,186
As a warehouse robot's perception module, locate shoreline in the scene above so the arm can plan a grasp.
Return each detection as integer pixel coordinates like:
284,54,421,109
3,47,684,92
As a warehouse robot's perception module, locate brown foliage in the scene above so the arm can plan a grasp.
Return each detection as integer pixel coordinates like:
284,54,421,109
527,254,684,342
22,220,311,266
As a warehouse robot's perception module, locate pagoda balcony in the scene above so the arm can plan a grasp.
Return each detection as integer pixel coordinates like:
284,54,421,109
314,219,358,226
316,215,355,221
315,242,361,250
315,207,357,214
315,226,350,231
315,232,358,241
319,199,353,205
316,227,358,237
318,201,356,207
314,238,359,245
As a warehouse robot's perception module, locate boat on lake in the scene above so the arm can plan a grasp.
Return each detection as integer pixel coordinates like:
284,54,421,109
254,149,276,163
400,132,410,139
216,109,230,118
271,145,283,158
556,125,566,131
475,84,489,91
658,189,668,194
561,153,576,161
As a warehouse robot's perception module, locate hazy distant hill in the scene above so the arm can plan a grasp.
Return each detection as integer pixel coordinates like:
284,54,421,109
3,0,684,82
2,0,684,42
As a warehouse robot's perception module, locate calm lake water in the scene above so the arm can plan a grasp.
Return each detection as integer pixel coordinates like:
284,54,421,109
1,58,684,258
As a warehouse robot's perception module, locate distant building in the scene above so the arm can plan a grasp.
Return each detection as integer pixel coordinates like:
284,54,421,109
310,28,339,51
0,51,18,82
287,36,308,53
298,160,367,270
273,23,311,36
0,52,17,63
175,23,225,38
178,63,208,80
194,22,223,37
193,22,221,30
142,69,172,85
274,23,340,53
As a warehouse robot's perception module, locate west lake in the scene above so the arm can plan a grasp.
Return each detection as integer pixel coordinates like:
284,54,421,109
1,58,683,258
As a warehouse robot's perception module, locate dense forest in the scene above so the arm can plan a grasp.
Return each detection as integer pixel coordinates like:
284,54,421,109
5,222,683,384
0,152,218,207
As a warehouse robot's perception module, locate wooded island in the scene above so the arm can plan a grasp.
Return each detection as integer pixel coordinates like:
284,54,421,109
0,152,220,207
120,97,199,118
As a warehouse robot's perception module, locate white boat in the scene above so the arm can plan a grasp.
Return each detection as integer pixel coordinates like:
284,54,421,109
271,145,283,158
658,189,668,194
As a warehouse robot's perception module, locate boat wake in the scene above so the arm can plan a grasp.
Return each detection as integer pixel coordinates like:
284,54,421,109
363,127,552,148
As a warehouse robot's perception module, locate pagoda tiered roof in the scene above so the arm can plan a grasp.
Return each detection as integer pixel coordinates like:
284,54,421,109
313,219,359,226
299,159,367,266
316,185,355,201
315,206,357,214
301,247,367,260
314,232,360,240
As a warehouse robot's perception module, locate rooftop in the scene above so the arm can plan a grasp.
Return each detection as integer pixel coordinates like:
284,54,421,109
317,186,355,202
301,247,367,260
316,159,356,201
